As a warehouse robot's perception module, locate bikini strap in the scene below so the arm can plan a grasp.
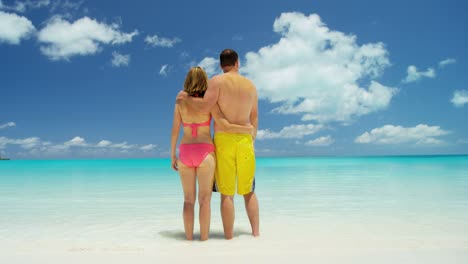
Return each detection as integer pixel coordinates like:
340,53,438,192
183,116,211,137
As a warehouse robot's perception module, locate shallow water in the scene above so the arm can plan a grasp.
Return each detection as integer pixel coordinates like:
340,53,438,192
1,156,467,263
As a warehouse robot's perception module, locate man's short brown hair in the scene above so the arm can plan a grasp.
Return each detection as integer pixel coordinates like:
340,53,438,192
220,49,238,67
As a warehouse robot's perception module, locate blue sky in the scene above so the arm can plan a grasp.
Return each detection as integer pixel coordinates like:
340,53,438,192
1,0,467,159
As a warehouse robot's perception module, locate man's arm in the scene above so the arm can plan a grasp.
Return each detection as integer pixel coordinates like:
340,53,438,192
181,76,220,112
250,88,259,140
211,104,253,134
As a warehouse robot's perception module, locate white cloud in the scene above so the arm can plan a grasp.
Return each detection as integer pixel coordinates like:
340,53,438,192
417,137,444,145
50,0,83,12
439,58,456,68
1,138,11,149
95,140,134,149
111,51,130,67
159,64,169,76
451,90,468,107
305,135,334,146
242,12,396,123
1,134,156,158
65,136,87,146
0,121,16,129
403,65,436,83
198,57,219,77
96,140,112,147
60,0,82,9
140,144,157,151
0,136,42,149
0,0,50,12
255,148,272,154
37,16,138,60
355,124,450,145
45,143,69,152
0,11,35,44
145,34,180,48
108,141,135,149
257,124,323,140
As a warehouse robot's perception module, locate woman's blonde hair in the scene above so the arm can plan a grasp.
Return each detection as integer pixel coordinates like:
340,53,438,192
183,66,208,97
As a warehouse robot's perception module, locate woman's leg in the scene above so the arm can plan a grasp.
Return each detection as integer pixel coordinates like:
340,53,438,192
178,162,196,240
196,153,216,241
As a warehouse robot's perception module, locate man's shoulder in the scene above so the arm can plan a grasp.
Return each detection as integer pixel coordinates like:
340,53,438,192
210,74,225,86
213,72,256,90
239,75,256,90
233,72,253,85
212,72,228,79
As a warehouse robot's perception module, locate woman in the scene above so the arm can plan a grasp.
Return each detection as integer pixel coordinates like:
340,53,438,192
170,66,251,241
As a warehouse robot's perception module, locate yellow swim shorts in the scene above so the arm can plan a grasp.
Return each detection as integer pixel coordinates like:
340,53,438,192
214,132,256,195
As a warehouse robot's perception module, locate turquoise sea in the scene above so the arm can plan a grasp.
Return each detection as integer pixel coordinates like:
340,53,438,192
1,156,468,263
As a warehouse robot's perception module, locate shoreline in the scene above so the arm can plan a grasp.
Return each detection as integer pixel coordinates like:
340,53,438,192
1,154,468,162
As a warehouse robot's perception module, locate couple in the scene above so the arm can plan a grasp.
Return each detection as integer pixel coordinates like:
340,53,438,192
170,49,259,241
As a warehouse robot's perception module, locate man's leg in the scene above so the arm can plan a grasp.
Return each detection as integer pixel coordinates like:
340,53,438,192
221,194,235,239
214,133,236,240
244,191,259,236
237,134,258,236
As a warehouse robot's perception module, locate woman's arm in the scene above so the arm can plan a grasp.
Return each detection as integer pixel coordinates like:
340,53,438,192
177,77,220,112
170,103,181,171
211,104,253,134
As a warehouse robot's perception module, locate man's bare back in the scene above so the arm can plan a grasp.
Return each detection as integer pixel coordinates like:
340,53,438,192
213,72,258,135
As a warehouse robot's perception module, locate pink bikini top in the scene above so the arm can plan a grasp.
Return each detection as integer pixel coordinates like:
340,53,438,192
182,117,211,137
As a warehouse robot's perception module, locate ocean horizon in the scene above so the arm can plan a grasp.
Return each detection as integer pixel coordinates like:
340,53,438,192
3,153,468,161
1,155,468,263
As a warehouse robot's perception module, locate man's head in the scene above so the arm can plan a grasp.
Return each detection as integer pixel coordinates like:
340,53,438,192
220,49,239,72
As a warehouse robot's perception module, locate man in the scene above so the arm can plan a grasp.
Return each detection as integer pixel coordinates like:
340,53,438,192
178,49,259,239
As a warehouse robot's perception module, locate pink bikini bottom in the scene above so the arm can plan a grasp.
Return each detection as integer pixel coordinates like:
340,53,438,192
179,143,215,168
